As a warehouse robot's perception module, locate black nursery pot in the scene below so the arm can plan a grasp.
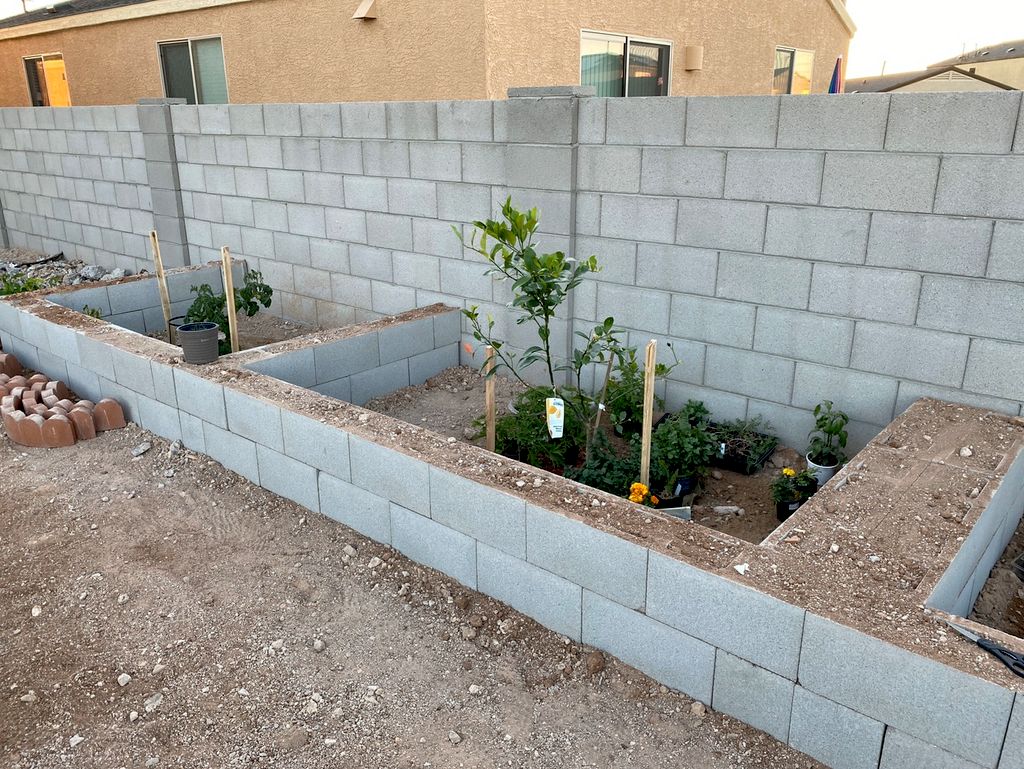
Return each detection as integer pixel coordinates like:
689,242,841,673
775,499,803,522
177,321,220,365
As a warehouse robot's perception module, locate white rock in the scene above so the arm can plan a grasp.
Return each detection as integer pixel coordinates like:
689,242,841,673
343,545,357,557
468,684,483,696
734,563,749,576
324,738,338,746
19,690,37,703
448,730,462,745
367,556,382,569
30,605,41,617
959,446,973,457
313,639,326,653
69,735,85,748
690,702,706,717
131,442,152,457
143,692,163,712
237,688,249,697
117,593,130,605
129,710,139,722
117,673,132,687
270,639,284,651
145,758,159,767
152,663,165,674
829,543,840,554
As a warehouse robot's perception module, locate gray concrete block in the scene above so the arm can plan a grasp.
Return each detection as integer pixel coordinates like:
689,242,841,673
224,388,284,451
800,613,1014,766
764,205,869,264
582,590,714,701
393,251,440,290
349,359,409,404
635,244,717,296
436,182,492,221
385,101,436,140
317,471,390,543
724,149,823,205
98,377,138,422
809,264,921,324
172,368,227,428
526,504,647,610
281,137,320,171
313,333,380,382
477,543,581,641
409,142,461,181
918,276,1024,342
214,135,248,166
314,377,351,402
320,138,363,174
409,218,460,259
595,283,670,333
606,96,686,145
433,310,461,346
686,96,779,148
299,103,341,137
325,207,368,243
344,176,389,212
378,317,434,365
256,444,319,512
600,194,677,244
881,728,987,769
267,169,305,203
886,92,1021,154
574,236,636,284
287,203,326,238
202,421,259,484
789,686,884,769
577,97,606,144
639,147,726,197
391,502,476,587
851,322,970,387
263,104,302,136
149,361,177,407
576,146,640,194
349,434,429,515
964,339,1024,401
895,380,1019,417
712,651,795,743
676,198,767,252
792,362,898,425
716,252,811,309
506,145,573,191
493,97,573,144
867,213,992,276
705,346,794,403
409,345,458,385
228,103,264,135
821,152,940,213
362,140,410,177
439,259,492,301
778,94,890,150
669,294,756,348
350,244,394,280
989,221,1024,282
436,100,492,142
429,467,527,558
387,178,437,217
197,105,230,134
1000,695,1024,769
646,552,804,678
110,346,155,399
754,307,854,367
460,143,505,185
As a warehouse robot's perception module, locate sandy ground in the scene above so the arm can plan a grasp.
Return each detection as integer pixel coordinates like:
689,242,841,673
366,367,788,545
0,424,824,769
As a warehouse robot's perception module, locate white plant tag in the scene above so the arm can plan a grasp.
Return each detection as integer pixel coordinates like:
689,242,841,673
546,397,564,439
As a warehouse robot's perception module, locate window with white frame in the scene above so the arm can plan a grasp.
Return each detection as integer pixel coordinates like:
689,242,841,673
772,47,814,95
581,31,671,97
159,36,228,104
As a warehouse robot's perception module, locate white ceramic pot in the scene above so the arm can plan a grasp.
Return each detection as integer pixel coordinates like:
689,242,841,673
806,453,839,487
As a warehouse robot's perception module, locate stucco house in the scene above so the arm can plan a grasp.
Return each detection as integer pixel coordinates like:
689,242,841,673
0,0,854,107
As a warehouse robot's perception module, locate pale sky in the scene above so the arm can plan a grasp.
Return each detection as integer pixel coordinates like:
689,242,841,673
0,0,1021,79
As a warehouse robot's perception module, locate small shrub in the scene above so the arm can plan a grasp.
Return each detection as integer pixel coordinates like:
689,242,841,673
603,345,678,436
770,467,818,504
806,400,849,467
495,387,586,471
81,305,103,319
650,414,719,495
0,272,53,296
566,430,639,495
711,416,779,474
184,270,272,354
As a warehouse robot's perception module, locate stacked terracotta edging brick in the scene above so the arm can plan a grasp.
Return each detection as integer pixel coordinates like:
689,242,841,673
0,349,126,448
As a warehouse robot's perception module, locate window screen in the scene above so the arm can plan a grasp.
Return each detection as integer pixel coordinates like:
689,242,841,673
192,38,228,104
160,42,196,104
628,42,670,97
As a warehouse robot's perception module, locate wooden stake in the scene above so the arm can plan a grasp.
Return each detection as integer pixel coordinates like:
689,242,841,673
220,246,240,354
149,230,174,342
591,354,615,438
484,345,496,452
639,339,657,488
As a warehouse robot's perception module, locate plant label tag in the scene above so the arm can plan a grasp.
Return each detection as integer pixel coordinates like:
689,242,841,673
546,397,564,439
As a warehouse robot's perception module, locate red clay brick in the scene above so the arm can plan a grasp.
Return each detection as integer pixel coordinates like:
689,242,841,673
42,392,59,408
20,414,44,448
27,373,47,386
8,377,27,389
93,399,126,432
69,408,96,440
2,410,23,445
45,381,71,400
76,400,95,412
56,398,75,412
0,353,23,377
42,415,76,448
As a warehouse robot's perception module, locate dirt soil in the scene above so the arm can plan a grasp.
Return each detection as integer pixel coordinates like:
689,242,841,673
972,514,1024,638
154,313,322,352
0,425,824,769
365,367,787,545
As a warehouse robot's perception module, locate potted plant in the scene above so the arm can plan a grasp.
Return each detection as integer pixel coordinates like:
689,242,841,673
183,270,273,355
710,416,779,475
771,467,818,522
176,321,221,364
649,413,719,507
805,400,849,485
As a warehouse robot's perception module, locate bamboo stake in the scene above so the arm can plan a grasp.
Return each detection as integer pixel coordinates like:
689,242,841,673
484,345,496,452
639,339,658,488
149,230,174,342
591,354,615,438
220,246,240,354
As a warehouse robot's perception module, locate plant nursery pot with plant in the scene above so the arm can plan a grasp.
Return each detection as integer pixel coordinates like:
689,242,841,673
710,416,779,476
177,321,220,364
649,410,718,506
805,399,850,486
771,467,818,522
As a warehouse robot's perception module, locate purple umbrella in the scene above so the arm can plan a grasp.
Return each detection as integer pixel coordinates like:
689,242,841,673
829,56,844,94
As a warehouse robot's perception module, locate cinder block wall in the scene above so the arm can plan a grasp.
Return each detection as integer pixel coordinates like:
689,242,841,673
1,92,1022,450
0,106,154,272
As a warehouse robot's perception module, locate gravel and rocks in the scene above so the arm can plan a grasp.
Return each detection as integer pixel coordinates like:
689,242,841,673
0,247,134,287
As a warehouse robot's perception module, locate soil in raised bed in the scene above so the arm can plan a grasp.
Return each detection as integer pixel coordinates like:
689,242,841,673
152,312,323,352
365,366,792,545
971,513,1024,639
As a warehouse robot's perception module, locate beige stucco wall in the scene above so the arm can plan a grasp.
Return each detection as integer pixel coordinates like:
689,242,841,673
0,0,488,106
483,0,852,98
966,59,1024,89
0,0,850,106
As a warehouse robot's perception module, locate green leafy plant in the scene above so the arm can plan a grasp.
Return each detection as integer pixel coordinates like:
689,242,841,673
566,430,639,495
603,345,679,437
679,399,711,426
806,400,849,467
0,272,53,296
82,304,103,319
495,386,586,471
649,413,719,496
711,416,779,474
770,467,818,504
184,270,273,354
